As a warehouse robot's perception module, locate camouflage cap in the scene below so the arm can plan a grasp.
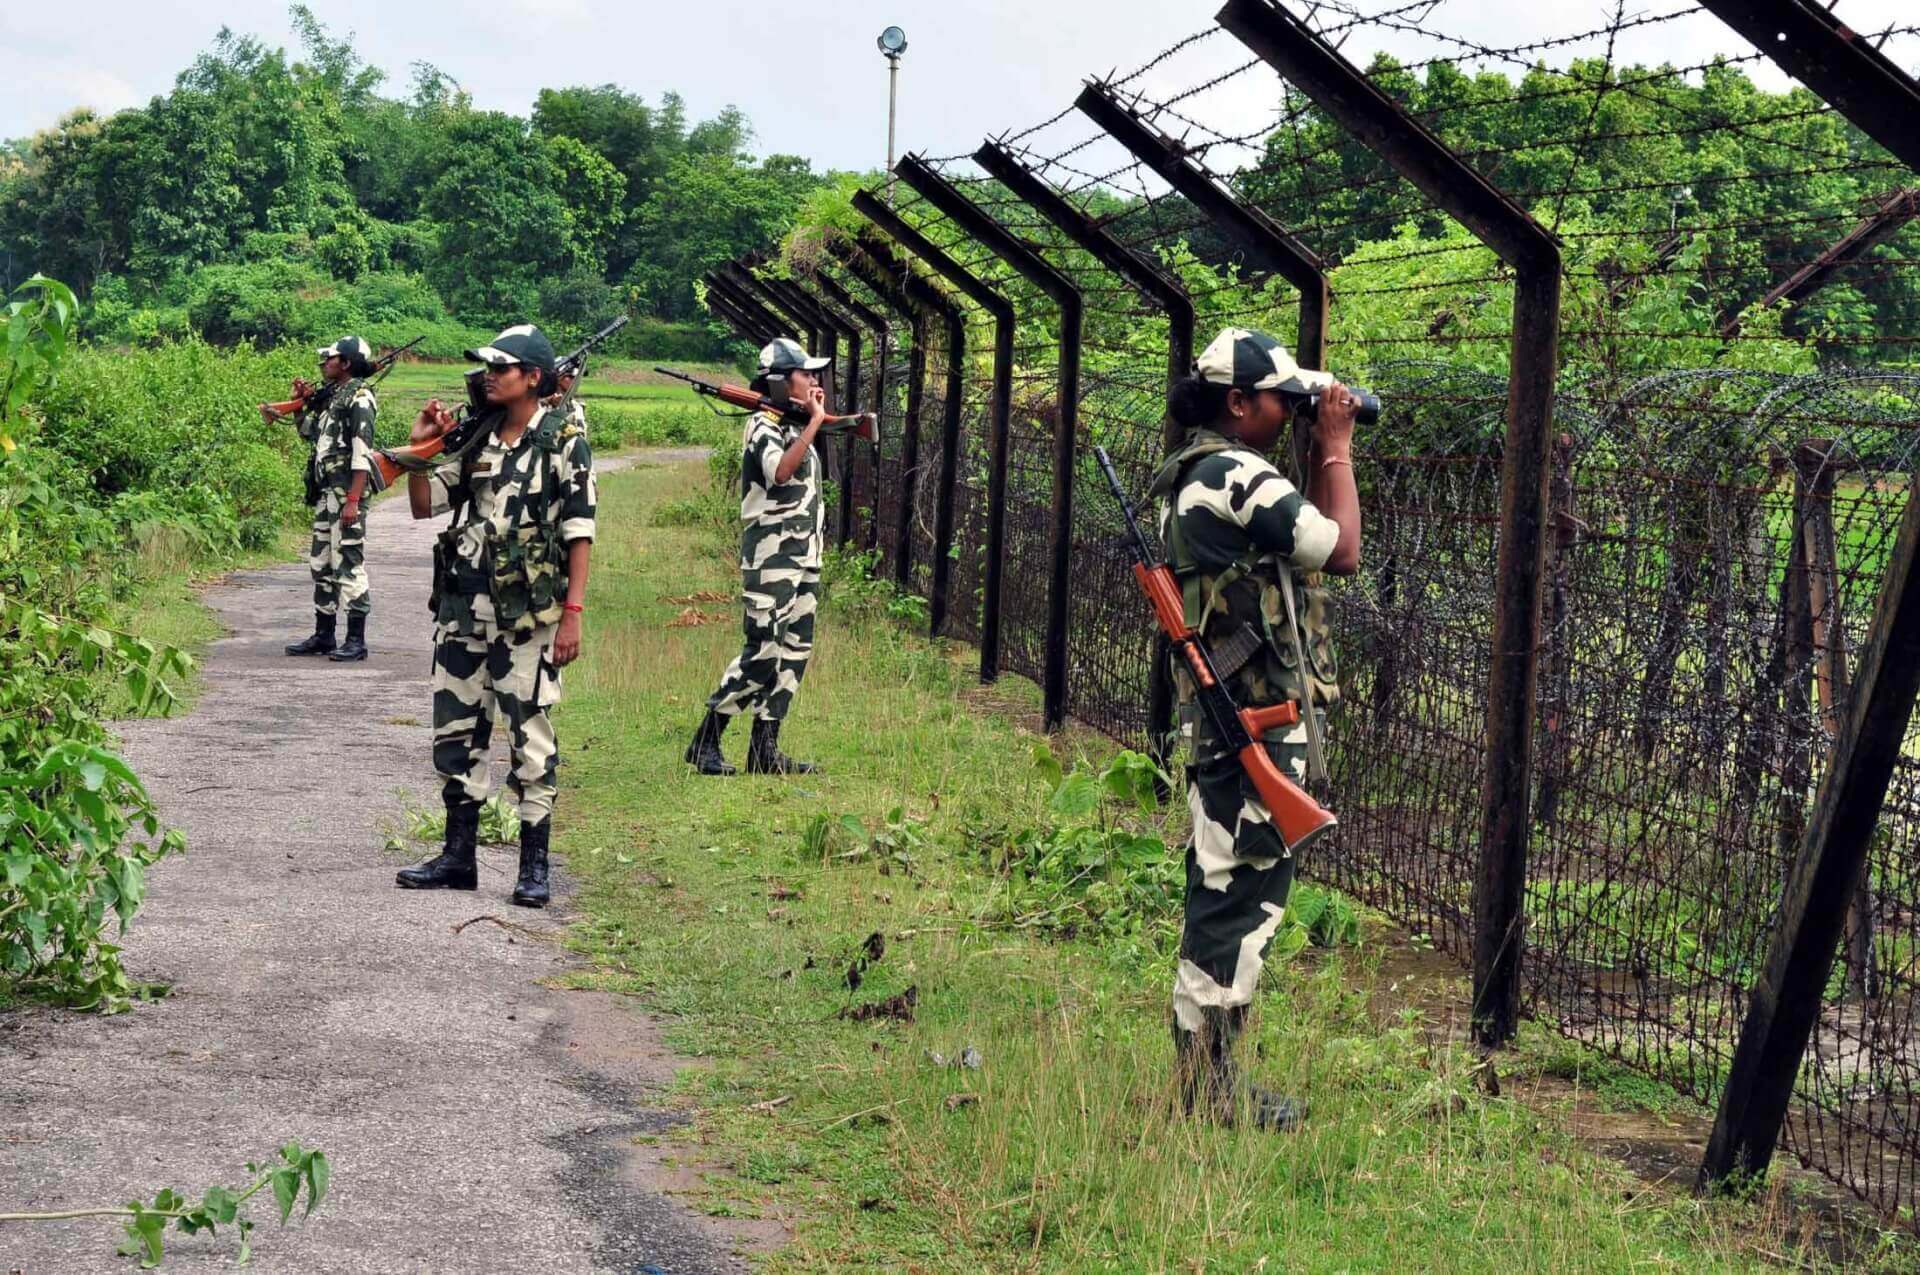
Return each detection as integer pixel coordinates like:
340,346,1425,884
758,336,831,375
466,324,557,373
318,335,374,364
1195,327,1334,395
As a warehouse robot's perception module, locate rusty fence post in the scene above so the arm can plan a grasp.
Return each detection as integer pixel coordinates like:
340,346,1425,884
855,189,1010,650
894,151,1083,731
1219,0,1564,1047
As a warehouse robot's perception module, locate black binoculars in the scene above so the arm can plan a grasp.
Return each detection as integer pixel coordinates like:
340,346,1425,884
1299,387,1381,426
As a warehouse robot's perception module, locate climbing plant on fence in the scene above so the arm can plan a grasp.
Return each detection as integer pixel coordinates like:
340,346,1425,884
0,276,190,1009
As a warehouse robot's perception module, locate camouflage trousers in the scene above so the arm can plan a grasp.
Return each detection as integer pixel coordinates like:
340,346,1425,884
309,489,370,617
1171,719,1314,1034
705,564,820,722
431,620,560,824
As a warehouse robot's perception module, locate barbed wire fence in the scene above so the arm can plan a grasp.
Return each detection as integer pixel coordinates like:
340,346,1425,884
714,0,1920,1223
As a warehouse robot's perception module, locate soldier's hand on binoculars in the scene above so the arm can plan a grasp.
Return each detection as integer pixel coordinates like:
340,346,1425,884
412,400,454,443
1312,382,1360,446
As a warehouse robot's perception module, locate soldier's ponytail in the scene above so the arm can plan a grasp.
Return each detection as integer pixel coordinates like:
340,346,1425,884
1167,375,1230,432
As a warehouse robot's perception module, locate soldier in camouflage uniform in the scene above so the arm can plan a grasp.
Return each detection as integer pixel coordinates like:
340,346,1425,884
685,337,831,777
395,325,596,908
1150,327,1363,1131
281,336,379,661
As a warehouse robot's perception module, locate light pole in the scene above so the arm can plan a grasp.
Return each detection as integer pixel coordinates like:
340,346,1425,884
877,26,908,205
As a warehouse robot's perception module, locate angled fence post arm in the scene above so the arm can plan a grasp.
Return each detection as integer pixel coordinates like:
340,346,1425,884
894,151,1084,732
723,262,814,348
1075,79,1326,375
853,188,1015,669
1687,0,1920,1194
705,272,782,342
1219,0,1564,1048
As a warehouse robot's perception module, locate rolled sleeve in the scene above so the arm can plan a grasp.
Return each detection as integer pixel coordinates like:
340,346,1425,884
347,398,377,475
748,417,784,488
1287,499,1339,573
427,467,465,518
558,434,597,544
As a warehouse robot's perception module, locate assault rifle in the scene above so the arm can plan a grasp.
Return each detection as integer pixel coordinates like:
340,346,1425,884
1093,445,1337,855
259,335,426,421
371,316,632,490
653,366,880,442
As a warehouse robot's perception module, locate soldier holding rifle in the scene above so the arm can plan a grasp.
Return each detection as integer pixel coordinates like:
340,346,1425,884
1150,327,1364,1131
685,337,840,777
392,324,596,909
272,335,380,662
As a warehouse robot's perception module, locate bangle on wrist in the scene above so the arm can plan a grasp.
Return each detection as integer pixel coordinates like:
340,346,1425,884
1320,454,1352,470
562,602,584,614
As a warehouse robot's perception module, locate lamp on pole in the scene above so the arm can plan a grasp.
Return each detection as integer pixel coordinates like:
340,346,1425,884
877,25,908,205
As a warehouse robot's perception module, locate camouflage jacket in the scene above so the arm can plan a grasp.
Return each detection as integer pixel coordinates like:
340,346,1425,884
1150,429,1343,756
297,379,378,494
427,407,597,637
738,410,821,572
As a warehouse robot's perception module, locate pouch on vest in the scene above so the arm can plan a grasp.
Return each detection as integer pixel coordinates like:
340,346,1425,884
488,522,567,632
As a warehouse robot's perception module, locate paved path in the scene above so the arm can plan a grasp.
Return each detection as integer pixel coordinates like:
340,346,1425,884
1,453,763,1274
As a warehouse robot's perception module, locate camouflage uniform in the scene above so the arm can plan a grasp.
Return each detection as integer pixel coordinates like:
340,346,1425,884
298,379,377,617
1153,425,1341,1037
704,408,823,722
425,408,596,825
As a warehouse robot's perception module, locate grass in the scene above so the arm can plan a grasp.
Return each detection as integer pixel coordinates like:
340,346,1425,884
541,455,1881,1272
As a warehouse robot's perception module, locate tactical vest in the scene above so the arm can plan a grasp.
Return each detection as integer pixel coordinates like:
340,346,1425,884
1148,430,1342,753
429,408,577,634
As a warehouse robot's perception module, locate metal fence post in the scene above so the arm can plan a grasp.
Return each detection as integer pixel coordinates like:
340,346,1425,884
894,151,1084,731
854,189,1004,647
1219,0,1564,1047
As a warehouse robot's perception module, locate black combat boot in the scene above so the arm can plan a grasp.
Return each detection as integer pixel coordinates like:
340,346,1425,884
329,612,369,662
512,818,551,908
1174,1007,1304,1132
284,610,336,656
746,717,818,776
395,802,480,890
684,709,737,776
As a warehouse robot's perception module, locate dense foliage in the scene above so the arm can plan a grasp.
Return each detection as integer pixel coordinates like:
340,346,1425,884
0,6,830,353
1,279,189,1009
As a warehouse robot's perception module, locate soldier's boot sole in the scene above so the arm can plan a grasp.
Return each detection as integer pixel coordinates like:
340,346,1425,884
284,636,336,656
328,643,369,662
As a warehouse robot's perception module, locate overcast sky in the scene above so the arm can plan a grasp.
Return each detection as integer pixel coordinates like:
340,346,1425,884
4,1,1915,176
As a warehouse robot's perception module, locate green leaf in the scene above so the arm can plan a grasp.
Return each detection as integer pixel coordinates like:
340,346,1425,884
1047,772,1102,819
1031,741,1063,790
270,1167,298,1223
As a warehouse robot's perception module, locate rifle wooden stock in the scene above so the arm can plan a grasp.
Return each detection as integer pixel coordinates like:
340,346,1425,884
1099,446,1336,855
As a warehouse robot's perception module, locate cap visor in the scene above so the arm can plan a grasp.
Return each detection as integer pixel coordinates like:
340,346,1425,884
1279,368,1337,394
802,356,832,370
465,346,515,365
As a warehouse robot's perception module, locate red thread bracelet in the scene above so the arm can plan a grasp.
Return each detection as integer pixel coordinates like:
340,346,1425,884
562,603,584,614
